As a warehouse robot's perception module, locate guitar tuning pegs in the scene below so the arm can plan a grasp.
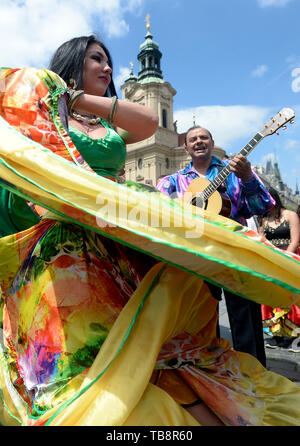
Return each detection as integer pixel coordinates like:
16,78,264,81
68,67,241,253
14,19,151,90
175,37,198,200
290,119,295,124
276,131,280,135
282,125,287,130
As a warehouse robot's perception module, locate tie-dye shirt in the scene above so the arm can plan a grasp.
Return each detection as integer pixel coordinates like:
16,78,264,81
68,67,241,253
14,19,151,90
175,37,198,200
156,156,275,225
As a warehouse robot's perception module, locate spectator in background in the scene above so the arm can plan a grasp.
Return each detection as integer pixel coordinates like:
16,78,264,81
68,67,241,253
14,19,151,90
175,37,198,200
258,187,300,352
296,204,300,256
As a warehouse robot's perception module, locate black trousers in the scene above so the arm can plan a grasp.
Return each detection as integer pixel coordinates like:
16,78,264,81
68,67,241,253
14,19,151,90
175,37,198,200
206,283,266,367
224,290,266,367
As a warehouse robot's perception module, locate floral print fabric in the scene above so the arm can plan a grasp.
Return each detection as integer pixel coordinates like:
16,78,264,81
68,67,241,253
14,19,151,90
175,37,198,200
2,219,154,420
0,67,300,426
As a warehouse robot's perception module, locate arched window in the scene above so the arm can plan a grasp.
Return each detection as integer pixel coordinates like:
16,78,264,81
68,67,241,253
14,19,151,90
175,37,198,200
162,109,167,129
165,158,169,169
138,158,143,169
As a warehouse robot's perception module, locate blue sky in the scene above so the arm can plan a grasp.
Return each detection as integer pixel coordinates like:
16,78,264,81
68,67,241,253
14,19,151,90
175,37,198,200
0,0,300,191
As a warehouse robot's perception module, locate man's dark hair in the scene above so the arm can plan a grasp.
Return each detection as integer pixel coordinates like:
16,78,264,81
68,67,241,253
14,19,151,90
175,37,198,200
184,126,213,145
49,35,117,97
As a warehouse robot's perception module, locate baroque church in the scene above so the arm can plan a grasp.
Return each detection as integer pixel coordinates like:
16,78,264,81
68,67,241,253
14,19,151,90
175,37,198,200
121,20,227,186
121,20,299,210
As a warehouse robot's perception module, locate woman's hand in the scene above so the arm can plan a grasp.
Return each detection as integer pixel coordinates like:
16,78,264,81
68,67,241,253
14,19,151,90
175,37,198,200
74,94,159,144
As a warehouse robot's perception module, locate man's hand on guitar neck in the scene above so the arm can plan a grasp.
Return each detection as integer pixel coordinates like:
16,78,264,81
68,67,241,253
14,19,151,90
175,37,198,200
228,154,253,182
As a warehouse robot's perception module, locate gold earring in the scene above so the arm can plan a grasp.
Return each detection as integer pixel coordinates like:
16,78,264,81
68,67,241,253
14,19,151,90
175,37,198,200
68,78,77,90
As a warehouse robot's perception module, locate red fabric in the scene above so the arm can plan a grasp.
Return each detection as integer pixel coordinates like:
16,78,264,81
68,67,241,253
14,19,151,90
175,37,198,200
262,244,300,335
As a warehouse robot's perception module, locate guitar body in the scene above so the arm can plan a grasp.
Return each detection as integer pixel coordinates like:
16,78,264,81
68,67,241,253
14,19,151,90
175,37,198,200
186,177,232,218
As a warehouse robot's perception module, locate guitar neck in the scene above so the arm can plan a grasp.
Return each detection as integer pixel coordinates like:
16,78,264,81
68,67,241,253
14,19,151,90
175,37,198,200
201,132,264,199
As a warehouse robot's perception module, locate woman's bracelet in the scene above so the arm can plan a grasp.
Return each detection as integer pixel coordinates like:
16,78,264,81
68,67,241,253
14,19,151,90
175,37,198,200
68,91,118,123
68,89,84,113
108,96,118,125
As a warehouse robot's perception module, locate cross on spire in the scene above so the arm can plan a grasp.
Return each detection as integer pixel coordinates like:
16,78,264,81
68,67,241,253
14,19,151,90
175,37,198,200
145,14,150,31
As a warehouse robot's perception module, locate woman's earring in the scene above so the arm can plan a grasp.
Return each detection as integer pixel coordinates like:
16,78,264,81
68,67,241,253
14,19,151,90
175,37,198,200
68,78,77,90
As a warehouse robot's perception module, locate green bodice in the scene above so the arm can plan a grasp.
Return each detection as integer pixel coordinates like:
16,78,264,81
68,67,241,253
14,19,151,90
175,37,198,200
0,187,40,237
0,120,127,237
68,119,126,179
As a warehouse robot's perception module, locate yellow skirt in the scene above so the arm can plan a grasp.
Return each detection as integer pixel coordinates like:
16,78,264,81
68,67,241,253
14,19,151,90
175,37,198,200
0,68,300,426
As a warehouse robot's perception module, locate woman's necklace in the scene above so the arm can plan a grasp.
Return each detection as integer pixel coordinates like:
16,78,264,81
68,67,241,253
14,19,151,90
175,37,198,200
70,110,104,136
70,110,102,125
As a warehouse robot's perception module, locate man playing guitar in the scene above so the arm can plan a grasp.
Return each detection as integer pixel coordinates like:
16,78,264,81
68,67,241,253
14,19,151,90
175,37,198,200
156,125,275,367
157,126,274,224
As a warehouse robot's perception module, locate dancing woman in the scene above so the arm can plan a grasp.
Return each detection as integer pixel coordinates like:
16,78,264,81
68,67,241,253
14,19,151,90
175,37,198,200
0,36,300,426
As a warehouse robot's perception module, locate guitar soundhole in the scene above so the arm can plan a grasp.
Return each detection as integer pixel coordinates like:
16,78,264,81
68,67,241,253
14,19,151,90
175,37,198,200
191,195,207,209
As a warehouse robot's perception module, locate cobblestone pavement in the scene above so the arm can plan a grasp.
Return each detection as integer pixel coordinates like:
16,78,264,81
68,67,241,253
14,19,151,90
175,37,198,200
219,298,300,386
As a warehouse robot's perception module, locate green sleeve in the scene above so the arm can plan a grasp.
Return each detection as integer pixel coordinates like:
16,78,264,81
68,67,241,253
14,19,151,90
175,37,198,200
0,186,40,236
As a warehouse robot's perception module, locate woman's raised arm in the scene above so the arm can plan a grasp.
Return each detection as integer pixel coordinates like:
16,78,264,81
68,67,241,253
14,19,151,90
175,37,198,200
74,94,159,144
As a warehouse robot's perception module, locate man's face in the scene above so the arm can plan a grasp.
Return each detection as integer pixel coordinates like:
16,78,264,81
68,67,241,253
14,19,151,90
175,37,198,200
184,128,214,163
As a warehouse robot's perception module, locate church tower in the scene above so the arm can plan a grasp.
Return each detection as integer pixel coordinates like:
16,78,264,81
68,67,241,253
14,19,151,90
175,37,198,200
120,16,188,185
120,17,226,185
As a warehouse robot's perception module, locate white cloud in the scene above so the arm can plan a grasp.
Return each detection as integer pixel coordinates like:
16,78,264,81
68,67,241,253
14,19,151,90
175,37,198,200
251,64,268,78
174,105,271,148
261,153,277,163
286,55,299,65
114,66,131,90
283,138,300,151
257,0,293,7
291,67,300,93
291,168,299,176
0,0,143,68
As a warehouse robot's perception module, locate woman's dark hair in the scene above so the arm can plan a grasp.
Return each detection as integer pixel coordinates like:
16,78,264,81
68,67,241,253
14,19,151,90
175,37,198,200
265,186,284,220
49,35,117,97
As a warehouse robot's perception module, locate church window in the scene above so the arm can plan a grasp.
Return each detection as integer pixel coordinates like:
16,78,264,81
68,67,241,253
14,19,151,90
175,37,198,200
162,109,167,128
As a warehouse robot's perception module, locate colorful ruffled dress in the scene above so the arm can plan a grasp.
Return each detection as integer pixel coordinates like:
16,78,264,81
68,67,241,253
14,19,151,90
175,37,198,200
0,67,300,426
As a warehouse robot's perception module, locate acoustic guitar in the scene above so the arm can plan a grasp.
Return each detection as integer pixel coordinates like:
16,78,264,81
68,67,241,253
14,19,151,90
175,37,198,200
185,107,295,217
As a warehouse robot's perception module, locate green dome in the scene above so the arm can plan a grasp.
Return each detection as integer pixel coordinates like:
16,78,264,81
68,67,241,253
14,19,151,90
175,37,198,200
137,29,163,82
139,31,159,51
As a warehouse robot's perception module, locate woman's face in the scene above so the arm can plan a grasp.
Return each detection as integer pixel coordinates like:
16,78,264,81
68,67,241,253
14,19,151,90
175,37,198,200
82,43,112,96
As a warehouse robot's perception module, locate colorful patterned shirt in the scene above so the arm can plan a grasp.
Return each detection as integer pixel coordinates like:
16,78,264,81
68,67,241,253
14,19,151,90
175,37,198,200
156,156,275,225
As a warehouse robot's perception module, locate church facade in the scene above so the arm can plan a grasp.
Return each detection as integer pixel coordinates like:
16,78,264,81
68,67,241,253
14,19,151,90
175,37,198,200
120,22,299,209
121,22,226,186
